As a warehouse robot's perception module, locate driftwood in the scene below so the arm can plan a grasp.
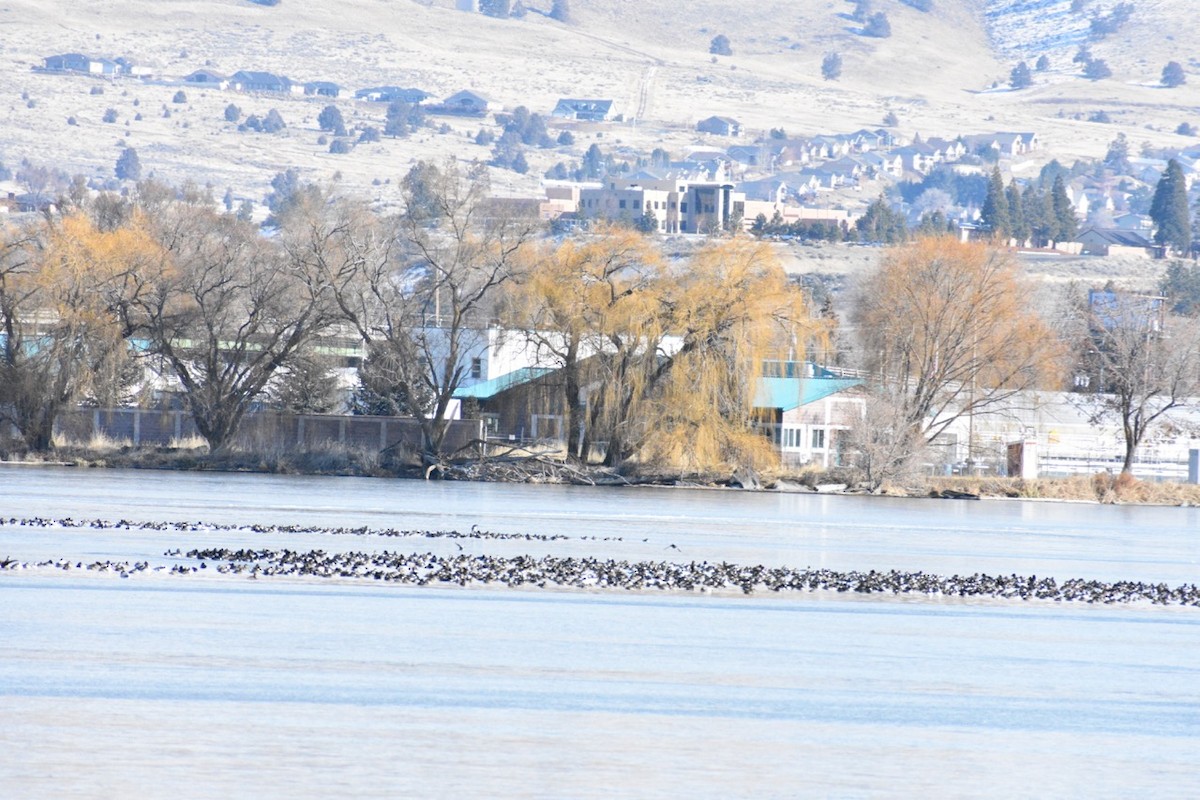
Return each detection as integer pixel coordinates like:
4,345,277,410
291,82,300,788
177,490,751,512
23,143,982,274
440,452,631,486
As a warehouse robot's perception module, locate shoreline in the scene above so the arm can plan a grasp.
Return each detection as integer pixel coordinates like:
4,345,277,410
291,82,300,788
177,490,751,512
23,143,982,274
3,450,1199,506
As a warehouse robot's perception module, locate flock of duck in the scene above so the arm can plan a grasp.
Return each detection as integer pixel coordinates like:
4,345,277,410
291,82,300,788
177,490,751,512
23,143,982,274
3,515,1197,606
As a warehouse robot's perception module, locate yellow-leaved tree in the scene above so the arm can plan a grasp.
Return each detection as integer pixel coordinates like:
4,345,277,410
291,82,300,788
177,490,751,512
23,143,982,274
852,236,1064,480
511,232,821,473
0,214,161,451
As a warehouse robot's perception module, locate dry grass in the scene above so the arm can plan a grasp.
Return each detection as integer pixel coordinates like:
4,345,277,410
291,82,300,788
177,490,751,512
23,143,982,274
928,473,1200,505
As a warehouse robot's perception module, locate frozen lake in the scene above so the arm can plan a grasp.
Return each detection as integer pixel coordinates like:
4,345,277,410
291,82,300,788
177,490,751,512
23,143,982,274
1,466,1198,797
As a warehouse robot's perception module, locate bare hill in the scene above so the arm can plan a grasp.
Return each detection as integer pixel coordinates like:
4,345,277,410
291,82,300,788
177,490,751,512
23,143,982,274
0,0,1196,207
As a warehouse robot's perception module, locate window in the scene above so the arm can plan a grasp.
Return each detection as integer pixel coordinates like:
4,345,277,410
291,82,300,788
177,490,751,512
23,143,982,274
633,200,640,210
470,357,482,379
680,202,688,213
812,428,826,449
619,199,627,209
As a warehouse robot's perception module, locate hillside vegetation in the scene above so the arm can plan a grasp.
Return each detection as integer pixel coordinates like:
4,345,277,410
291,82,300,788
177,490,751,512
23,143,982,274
0,0,1196,205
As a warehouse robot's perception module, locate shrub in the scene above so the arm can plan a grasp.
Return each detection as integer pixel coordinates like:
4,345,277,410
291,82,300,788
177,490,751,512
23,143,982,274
90,86,104,96
863,12,891,37
709,34,732,56
172,90,187,104
224,103,241,122
822,52,843,81
329,138,352,154
102,108,118,123
262,109,286,133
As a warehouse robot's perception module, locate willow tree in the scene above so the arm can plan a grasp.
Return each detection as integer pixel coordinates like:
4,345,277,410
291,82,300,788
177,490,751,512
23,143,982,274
0,216,157,452
630,239,818,472
853,236,1063,450
503,226,659,459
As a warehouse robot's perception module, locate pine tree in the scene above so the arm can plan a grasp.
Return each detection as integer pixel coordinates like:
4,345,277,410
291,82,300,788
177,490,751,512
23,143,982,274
549,0,570,22
822,52,843,81
980,167,1010,239
1022,184,1049,247
1162,61,1186,88
1006,180,1027,245
1050,176,1077,243
1009,61,1032,89
114,147,141,181
1150,159,1191,254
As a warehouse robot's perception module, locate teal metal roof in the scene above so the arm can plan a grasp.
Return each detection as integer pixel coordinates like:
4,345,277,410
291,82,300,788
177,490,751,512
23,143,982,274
753,377,861,412
453,367,556,400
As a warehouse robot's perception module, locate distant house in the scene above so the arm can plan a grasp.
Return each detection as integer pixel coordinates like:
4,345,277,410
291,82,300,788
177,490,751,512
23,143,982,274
304,81,342,98
854,151,904,178
1077,228,1157,258
696,116,742,137
183,69,229,89
438,90,493,115
42,53,125,76
354,86,431,104
43,53,91,73
229,70,295,94
737,177,788,204
551,98,614,121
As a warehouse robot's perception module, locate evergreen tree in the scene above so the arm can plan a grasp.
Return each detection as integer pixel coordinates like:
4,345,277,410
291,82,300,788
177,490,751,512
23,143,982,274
709,34,732,56
1006,180,1027,245
1022,184,1050,247
549,0,570,22
1160,260,1200,315
114,147,141,181
1162,61,1186,88
980,167,1010,239
1009,61,1032,89
1084,59,1112,80
855,196,907,243
1050,176,1077,243
822,52,843,81
317,105,345,134
1104,133,1131,174
1035,54,1051,71
480,0,512,17
1150,159,1191,254
863,12,891,38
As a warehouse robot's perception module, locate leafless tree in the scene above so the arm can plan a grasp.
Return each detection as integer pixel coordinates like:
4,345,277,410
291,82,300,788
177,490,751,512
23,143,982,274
126,203,340,453
315,160,538,464
1074,290,1200,473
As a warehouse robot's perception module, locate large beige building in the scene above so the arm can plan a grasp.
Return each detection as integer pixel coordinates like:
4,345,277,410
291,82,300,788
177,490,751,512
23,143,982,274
577,171,746,233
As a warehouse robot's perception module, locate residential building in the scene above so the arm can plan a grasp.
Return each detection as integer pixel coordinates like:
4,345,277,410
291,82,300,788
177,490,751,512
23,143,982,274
551,98,615,121
696,116,742,137
1077,228,1156,257
753,363,864,469
355,86,431,104
577,170,746,233
437,90,493,115
183,69,229,89
229,70,296,94
304,81,342,98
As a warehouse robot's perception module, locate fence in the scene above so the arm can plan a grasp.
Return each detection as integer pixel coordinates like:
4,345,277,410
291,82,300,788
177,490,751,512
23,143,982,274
54,408,484,457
